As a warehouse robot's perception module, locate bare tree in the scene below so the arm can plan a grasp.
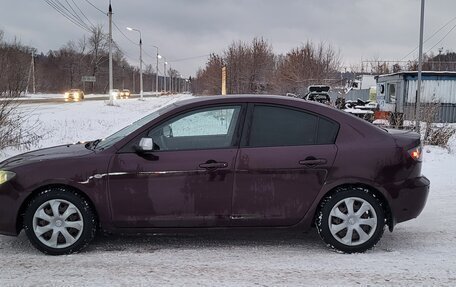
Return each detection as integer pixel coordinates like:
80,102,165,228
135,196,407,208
0,32,41,150
88,25,108,92
274,41,341,94
194,54,223,95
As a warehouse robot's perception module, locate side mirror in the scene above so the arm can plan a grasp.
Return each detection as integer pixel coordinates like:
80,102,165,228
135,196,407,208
136,137,154,153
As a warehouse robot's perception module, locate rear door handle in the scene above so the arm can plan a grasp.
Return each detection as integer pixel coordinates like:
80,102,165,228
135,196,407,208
299,158,327,166
199,162,228,169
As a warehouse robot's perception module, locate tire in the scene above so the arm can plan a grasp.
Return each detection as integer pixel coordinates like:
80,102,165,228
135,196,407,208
316,187,385,253
23,188,97,255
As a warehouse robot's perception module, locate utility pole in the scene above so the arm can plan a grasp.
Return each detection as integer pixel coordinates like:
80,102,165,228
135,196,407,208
26,51,36,94
127,27,143,99
154,46,160,95
108,1,114,105
163,59,167,93
139,35,143,100
32,51,35,94
122,65,125,89
415,0,425,133
170,64,173,93
132,70,135,93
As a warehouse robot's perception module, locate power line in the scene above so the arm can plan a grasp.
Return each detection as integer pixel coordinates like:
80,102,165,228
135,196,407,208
112,21,138,46
83,0,106,15
424,22,456,55
70,0,95,28
53,0,92,31
401,15,456,61
63,0,89,29
44,0,91,33
45,0,89,31
113,41,135,62
143,50,156,60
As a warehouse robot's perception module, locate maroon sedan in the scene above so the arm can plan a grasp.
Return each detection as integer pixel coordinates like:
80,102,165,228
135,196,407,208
0,95,429,255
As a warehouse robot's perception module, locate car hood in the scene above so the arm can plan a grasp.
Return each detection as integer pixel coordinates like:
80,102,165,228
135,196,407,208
0,143,95,170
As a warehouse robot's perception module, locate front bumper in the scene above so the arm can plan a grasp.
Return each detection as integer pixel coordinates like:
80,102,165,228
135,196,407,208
387,176,430,225
0,181,25,236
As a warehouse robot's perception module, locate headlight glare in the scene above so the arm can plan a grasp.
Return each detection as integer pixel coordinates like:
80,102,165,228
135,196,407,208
0,171,16,185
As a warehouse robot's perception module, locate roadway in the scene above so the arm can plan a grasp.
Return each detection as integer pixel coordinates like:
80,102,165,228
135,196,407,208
14,93,162,105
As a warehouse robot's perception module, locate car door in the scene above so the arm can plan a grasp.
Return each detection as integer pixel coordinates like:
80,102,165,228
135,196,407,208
231,104,338,227
108,105,244,228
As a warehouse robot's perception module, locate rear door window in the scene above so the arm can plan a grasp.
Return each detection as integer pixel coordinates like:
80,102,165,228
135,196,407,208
245,105,338,147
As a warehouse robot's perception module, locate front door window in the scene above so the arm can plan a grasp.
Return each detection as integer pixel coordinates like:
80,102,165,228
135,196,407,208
149,106,241,151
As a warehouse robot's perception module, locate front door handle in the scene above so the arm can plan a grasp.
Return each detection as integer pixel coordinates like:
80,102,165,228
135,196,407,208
299,157,327,166
199,161,228,169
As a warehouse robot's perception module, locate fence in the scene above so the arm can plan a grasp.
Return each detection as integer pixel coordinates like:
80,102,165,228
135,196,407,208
404,103,456,123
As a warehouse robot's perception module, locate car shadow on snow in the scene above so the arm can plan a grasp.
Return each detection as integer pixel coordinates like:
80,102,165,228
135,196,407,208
1,226,433,255
87,230,328,254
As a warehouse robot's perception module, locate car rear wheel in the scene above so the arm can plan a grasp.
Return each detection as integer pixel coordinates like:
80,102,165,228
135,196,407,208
24,188,96,255
316,187,385,253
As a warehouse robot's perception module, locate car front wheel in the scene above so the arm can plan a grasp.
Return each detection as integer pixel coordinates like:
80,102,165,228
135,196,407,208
24,188,97,255
316,187,385,253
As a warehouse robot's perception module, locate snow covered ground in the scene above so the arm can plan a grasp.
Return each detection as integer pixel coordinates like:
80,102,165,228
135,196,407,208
0,94,455,286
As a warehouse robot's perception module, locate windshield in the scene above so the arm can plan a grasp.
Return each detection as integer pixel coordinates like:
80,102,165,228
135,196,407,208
96,103,177,150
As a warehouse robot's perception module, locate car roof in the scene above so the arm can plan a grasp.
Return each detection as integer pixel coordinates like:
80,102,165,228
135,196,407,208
174,94,319,106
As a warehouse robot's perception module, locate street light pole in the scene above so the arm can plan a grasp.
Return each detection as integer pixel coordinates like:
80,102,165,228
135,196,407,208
108,1,113,105
415,0,425,133
170,64,173,93
153,46,160,95
127,27,143,100
163,59,168,93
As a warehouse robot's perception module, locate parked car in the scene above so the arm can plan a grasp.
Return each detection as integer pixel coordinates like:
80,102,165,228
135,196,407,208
120,89,131,99
303,85,331,105
0,95,429,255
64,89,84,101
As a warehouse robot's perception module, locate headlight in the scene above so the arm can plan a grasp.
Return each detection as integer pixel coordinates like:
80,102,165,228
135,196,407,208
74,92,79,98
0,171,16,185
64,92,69,98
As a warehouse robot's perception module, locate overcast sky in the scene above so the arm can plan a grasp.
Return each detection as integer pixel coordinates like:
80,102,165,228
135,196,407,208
1,0,455,77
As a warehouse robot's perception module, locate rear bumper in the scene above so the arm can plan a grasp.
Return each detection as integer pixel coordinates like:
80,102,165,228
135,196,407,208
388,176,430,225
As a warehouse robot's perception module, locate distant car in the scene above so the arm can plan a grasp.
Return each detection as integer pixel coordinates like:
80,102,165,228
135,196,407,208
110,89,120,99
120,89,131,99
0,95,429,255
64,89,84,101
304,85,331,105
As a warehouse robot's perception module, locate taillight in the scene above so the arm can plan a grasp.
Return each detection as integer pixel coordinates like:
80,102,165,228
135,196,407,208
408,146,423,161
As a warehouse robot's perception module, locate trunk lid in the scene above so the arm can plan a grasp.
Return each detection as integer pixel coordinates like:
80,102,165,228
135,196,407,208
385,128,421,150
